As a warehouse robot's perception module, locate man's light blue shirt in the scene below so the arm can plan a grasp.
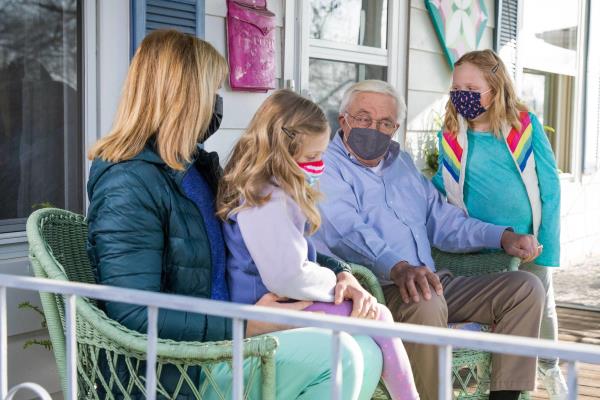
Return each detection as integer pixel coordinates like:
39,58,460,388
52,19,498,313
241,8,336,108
313,132,509,285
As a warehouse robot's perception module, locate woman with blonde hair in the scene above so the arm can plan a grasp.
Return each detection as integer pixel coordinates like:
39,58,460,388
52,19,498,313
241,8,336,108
87,29,382,399
218,89,418,400
433,49,565,400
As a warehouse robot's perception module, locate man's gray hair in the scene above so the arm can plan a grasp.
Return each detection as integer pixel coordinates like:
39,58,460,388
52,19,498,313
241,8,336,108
339,80,407,122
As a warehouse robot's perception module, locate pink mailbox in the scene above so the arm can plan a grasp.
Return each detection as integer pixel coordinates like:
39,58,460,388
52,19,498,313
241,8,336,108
226,0,276,92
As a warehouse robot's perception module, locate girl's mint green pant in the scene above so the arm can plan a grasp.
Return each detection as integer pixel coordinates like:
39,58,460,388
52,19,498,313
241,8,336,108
202,327,383,400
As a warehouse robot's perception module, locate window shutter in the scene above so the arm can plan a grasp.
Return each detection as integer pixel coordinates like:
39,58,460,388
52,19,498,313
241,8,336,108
495,0,520,78
131,0,205,55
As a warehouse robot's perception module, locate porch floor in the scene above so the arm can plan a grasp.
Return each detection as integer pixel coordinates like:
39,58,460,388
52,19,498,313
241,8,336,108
531,306,600,399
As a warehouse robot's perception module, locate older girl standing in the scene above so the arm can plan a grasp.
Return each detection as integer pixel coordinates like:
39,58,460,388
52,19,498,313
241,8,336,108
433,49,566,400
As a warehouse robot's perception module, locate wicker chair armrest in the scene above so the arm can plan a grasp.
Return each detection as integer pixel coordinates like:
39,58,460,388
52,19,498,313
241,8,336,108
75,297,278,363
432,248,521,277
350,263,386,304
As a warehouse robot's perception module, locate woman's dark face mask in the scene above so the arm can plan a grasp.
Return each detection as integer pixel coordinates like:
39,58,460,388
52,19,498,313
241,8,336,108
202,94,223,142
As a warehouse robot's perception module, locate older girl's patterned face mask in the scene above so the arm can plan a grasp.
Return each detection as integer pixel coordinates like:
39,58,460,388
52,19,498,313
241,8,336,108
450,89,491,120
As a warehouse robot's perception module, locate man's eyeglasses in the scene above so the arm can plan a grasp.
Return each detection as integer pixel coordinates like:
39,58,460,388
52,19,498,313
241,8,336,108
344,112,399,134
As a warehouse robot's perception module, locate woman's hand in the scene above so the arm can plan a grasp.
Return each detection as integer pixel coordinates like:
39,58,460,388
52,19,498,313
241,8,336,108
246,293,312,337
334,271,379,320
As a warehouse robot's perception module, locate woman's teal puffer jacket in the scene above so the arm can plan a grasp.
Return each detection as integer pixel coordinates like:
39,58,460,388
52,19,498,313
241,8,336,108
86,144,231,342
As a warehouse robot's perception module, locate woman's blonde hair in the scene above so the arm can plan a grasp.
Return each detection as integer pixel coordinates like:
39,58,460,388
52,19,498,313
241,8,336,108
443,49,528,136
217,89,329,234
88,29,228,170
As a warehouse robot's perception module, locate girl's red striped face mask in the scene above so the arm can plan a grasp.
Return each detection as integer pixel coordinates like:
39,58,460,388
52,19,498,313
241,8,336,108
297,160,325,187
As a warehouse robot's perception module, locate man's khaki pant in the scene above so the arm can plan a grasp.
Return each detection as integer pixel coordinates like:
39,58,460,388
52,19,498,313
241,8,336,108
383,270,544,400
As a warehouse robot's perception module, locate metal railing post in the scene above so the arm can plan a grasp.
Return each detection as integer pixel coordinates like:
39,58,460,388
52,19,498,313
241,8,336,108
64,294,77,400
232,318,245,400
145,306,158,400
438,345,452,400
331,331,343,400
567,361,578,399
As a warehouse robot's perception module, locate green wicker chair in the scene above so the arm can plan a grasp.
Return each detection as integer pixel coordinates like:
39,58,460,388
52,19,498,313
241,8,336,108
26,208,278,399
352,250,525,400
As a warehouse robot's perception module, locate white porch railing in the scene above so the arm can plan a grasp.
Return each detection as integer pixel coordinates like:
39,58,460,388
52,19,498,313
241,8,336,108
1,273,600,400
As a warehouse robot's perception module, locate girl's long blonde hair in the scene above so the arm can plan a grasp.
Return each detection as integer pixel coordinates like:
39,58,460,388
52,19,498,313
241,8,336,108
88,29,228,170
443,49,528,136
217,90,329,234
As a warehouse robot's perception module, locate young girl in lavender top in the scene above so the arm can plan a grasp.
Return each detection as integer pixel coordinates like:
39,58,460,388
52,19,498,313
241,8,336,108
217,89,418,400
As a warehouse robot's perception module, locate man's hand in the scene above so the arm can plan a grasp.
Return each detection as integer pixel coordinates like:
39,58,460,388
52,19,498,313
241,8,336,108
390,261,443,304
246,293,312,337
501,230,542,263
334,271,379,319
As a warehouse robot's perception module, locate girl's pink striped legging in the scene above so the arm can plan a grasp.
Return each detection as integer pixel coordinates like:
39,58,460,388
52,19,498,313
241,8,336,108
304,300,420,400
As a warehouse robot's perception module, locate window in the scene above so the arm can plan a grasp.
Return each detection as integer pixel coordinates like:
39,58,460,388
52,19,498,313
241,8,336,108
520,70,547,123
518,0,581,173
0,0,83,233
309,60,387,132
310,0,387,48
307,0,390,133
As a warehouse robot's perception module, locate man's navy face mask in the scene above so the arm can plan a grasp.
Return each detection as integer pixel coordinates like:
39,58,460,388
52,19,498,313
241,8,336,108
202,94,223,142
346,127,392,161
449,89,491,120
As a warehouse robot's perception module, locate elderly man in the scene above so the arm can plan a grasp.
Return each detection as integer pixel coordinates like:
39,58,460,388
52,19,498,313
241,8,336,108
313,80,544,400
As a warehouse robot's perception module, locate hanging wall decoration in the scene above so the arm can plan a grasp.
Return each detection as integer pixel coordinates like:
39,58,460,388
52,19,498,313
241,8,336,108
424,0,489,69
226,0,276,92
